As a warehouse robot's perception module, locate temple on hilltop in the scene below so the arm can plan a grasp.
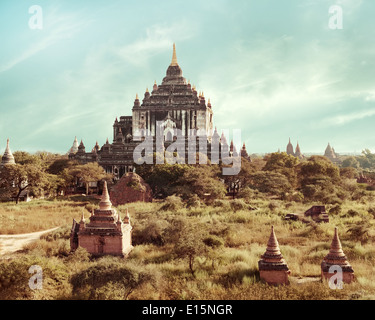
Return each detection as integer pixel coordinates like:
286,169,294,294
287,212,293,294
70,181,133,257
68,44,249,180
286,138,304,159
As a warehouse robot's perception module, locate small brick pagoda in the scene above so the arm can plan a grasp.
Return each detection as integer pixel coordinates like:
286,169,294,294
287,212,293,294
70,181,133,257
321,227,354,284
258,226,291,285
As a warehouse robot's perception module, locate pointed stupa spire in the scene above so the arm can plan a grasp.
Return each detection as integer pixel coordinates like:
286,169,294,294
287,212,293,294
262,226,283,261
325,227,346,260
321,227,354,284
258,226,290,285
170,43,178,66
2,138,15,166
99,181,112,211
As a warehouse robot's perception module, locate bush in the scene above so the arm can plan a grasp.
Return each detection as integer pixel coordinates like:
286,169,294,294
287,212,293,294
344,209,359,218
40,226,71,242
160,195,184,211
0,255,70,300
134,219,170,246
203,235,224,248
212,199,231,210
186,194,201,208
70,260,156,300
230,199,247,212
238,187,258,202
329,205,342,215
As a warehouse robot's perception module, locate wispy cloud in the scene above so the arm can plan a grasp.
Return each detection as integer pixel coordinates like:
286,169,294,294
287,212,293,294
320,108,375,127
0,7,92,73
115,21,197,66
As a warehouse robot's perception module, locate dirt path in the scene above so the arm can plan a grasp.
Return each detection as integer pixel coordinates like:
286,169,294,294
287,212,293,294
0,227,61,256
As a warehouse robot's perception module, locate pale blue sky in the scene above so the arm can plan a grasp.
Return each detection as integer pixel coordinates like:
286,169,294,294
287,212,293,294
0,0,374,155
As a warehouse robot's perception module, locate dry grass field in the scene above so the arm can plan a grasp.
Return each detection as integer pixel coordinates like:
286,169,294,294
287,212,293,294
1,196,375,300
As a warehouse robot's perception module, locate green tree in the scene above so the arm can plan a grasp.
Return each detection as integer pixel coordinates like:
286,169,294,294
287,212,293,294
0,163,53,204
249,171,292,198
342,156,360,169
263,152,299,188
176,165,227,203
64,162,111,195
174,223,208,277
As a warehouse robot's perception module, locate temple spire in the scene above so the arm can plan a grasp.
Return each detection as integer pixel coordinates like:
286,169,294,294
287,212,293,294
99,181,112,210
170,43,178,66
2,138,15,166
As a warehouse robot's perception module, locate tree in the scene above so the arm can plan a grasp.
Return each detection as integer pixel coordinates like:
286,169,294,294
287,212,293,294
346,218,372,245
263,152,299,188
249,171,292,198
174,223,208,277
137,163,190,198
342,156,360,169
176,165,227,203
0,163,52,204
64,162,111,195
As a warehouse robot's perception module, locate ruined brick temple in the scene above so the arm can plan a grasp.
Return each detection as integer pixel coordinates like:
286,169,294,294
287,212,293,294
69,44,247,180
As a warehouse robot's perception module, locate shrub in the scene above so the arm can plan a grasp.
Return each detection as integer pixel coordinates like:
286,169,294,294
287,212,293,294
203,235,224,248
0,255,70,300
230,199,247,212
329,205,342,215
134,219,170,246
40,226,71,242
160,195,184,211
345,209,359,218
70,260,156,300
186,194,201,208
212,199,230,210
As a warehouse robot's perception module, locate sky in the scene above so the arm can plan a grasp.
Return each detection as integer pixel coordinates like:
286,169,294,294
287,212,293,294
0,0,374,155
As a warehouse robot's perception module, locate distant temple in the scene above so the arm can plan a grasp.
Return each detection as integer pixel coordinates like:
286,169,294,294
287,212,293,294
324,143,339,162
68,44,249,179
286,138,304,159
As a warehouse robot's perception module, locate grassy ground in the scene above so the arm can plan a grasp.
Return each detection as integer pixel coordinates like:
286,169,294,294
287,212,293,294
1,196,375,300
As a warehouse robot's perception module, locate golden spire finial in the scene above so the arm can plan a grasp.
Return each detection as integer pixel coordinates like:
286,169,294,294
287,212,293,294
146,88,149,93
136,93,139,100
170,43,178,66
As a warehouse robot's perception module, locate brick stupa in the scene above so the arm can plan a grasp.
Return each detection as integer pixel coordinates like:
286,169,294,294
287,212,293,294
258,226,291,285
321,227,354,284
70,181,133,257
